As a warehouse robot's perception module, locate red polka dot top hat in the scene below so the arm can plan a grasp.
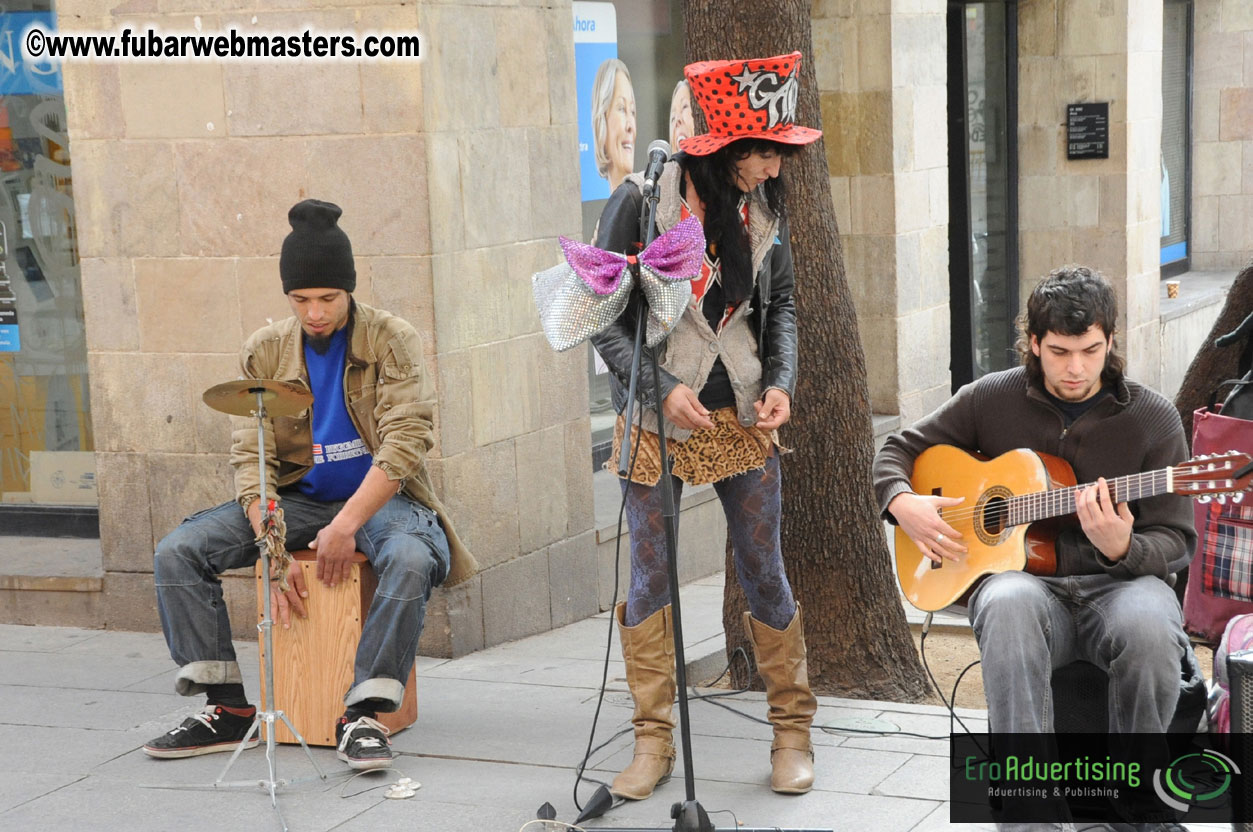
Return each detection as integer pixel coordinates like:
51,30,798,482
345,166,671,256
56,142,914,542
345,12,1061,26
679,50,823,156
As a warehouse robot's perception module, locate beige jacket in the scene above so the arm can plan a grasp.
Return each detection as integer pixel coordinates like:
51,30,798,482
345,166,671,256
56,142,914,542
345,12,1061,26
622,163,781,441
229,301,477,587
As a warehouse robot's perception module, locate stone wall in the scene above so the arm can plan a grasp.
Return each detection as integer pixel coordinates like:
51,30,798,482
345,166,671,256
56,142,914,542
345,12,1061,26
812,0,950,423
62,0,592,656
417,0,592,654
1017,0,1163,386
1192,0,1253,272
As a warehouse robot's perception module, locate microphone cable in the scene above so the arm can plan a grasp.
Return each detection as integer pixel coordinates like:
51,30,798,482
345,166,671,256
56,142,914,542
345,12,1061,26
571,408,646,815
568,432,993,810
686,643,971,742
918,612,992,779
918,612,986,740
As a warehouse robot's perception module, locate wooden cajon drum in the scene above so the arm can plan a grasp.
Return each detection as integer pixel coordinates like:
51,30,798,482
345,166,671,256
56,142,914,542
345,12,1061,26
255,550,417,746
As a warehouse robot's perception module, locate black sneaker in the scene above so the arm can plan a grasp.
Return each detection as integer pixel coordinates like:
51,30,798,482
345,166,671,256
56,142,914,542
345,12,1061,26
143,704,258,759
335,715,392,770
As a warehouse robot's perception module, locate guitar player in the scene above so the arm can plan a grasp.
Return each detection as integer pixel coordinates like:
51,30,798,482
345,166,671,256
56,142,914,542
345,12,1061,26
873,266,1196,748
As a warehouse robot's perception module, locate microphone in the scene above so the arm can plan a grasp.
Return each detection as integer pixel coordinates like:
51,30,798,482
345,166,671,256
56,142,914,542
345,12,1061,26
640,139,670,197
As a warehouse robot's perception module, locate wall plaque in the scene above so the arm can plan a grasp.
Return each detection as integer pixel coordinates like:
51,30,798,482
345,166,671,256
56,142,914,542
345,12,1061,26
1067,102,1109,160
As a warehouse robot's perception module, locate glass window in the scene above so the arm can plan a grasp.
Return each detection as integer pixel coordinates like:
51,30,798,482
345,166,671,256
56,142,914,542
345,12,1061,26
0,1,92,508
949,1,1018,389
965,3,1016,379
573,0,686,469
1160,0,1190,272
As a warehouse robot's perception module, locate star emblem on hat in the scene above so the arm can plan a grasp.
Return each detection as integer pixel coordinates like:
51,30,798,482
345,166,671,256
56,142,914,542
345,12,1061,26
731,65,758,92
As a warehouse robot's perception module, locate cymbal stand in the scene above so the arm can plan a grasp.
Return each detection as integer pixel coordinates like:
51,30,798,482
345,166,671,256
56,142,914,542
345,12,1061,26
145,386,334,832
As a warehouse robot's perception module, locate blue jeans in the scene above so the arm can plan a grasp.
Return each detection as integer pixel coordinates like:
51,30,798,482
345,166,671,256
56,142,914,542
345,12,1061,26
154,491,450,712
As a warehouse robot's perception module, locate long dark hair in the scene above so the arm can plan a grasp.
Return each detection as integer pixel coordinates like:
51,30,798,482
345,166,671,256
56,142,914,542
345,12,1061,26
683,138,800,303
1015,265,1125,387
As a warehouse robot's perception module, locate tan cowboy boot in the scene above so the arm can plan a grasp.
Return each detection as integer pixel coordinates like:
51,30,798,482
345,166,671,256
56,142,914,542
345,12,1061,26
611,603,677,800
744,606,817,794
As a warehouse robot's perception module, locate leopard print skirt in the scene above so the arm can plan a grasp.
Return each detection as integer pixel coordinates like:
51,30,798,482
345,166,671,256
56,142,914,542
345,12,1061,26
608,406,778,486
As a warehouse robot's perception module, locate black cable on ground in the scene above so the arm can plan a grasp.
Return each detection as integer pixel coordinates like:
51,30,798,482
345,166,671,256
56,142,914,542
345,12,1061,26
572,419,644,813
920,615,989,762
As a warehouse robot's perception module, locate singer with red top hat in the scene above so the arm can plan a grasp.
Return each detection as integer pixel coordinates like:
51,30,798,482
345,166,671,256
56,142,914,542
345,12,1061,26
589,51,821,799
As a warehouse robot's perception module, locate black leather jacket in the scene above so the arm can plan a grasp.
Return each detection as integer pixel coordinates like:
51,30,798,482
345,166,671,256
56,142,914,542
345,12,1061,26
589,162,799,412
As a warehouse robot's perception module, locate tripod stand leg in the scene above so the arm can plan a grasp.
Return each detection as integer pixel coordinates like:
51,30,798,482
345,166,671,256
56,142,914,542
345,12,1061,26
276,709,328,780
215,713,264,784
263,713,280,806
271,798,289,832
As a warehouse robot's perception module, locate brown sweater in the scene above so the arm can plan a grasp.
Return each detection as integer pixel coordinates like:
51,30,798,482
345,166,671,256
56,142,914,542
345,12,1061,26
872,366,1197,579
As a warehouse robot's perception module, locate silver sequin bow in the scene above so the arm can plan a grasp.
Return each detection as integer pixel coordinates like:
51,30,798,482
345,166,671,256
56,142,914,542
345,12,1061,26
531,216,705,352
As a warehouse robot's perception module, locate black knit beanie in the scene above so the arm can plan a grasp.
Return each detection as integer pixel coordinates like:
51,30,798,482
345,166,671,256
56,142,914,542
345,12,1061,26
279,199,356,294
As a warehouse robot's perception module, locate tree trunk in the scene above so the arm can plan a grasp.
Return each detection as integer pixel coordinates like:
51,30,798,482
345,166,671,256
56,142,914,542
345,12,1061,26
685,1,930,700
1174,261,1253,446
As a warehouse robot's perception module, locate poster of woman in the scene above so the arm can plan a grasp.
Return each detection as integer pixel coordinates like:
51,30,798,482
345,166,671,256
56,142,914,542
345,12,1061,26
573,2,620,203
591,58,636,193
571,0,689,457
573,1,685,215
668,78,693,152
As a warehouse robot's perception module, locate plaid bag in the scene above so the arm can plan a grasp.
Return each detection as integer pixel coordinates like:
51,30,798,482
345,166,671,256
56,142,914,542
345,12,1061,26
1184,406,1253,644
1199,500,1253,602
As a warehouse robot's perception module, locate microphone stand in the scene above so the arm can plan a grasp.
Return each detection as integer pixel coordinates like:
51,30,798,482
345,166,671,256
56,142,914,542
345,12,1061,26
590,175,829,832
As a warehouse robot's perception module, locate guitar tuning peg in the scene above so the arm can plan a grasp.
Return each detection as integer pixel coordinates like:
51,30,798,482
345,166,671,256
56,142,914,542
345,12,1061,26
1235,492,1246,504
1198,495,1212,504
1218,494,1228,505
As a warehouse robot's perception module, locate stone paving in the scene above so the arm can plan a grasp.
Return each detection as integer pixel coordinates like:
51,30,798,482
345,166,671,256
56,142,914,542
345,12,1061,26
0,573,1229,832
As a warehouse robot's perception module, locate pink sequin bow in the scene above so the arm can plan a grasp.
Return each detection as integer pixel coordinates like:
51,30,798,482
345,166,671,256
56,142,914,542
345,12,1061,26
532,217,705,352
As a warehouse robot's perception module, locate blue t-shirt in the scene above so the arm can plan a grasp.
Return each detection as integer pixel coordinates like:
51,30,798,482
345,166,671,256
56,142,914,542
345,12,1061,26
297,328,373,501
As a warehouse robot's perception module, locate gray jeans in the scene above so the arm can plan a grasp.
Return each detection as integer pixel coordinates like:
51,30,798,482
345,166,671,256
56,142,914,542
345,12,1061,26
154,491,450,712
970,570,1188,735
970,572,1189,832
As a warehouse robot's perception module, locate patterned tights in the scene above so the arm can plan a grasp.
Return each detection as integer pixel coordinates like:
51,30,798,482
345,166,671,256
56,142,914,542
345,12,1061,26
621,453,796,630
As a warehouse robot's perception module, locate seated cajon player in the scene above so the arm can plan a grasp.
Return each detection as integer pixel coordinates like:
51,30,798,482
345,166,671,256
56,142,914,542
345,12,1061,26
144,199,476,770
874,267,1196,739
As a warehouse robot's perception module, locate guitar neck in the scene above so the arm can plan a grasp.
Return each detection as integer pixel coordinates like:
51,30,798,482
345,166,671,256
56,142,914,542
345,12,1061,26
1011,468,1171,526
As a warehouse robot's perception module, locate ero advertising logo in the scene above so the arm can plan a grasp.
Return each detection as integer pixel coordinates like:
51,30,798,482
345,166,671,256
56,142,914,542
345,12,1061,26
950,733,1251,824
1153,750,1240,813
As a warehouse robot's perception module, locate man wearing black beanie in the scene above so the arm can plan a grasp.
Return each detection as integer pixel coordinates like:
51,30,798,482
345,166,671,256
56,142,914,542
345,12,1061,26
279,199,357,296
144,199,477,771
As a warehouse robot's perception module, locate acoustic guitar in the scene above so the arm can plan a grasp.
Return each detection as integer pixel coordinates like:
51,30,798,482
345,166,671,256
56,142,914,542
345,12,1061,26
895,444,1253,612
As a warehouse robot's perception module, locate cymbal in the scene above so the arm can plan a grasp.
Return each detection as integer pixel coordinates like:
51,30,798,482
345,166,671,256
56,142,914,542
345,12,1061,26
202,378,312,418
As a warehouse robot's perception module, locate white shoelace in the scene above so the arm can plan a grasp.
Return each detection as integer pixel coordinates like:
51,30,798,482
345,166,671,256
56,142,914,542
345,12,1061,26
339,716,390,752
170,705,223,736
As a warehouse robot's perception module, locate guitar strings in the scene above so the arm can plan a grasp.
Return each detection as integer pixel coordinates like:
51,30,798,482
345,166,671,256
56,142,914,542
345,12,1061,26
905,458,1240,542
929,483,1163,528
921,469,1176,529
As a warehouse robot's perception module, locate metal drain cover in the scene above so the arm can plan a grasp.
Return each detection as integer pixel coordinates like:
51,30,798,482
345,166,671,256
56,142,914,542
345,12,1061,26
604,692,634,708
822,715,900,734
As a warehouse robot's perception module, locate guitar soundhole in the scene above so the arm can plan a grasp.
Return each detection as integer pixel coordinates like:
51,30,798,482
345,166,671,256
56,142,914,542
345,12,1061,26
983,497,1007,533
975,486,1015,546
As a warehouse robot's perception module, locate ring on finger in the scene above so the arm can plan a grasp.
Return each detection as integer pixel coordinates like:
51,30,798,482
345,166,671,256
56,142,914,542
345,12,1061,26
936,532,945,544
